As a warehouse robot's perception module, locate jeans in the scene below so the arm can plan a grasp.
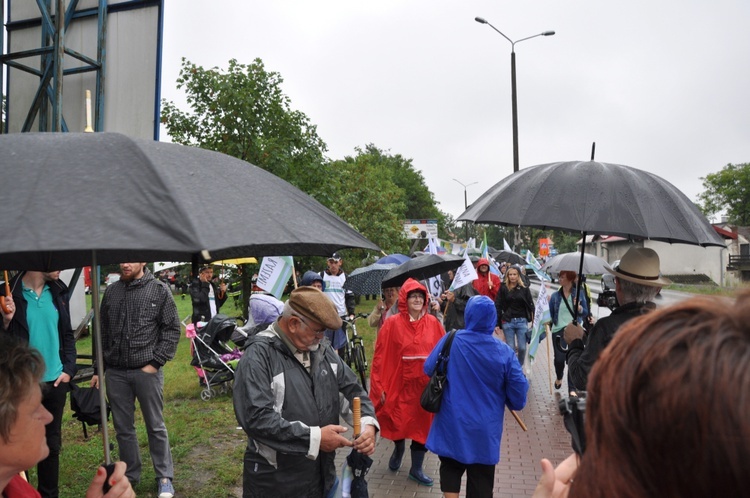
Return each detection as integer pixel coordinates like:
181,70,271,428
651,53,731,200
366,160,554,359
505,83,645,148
502,317,529,366
106,368,174,484
38,381,69,498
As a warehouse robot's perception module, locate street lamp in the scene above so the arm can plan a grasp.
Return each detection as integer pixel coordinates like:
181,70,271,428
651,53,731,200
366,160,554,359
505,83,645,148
475,17,555,173
453,178,477,241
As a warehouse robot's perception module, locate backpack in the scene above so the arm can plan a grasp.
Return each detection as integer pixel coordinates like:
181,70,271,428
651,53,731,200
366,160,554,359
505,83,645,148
70,382,110,439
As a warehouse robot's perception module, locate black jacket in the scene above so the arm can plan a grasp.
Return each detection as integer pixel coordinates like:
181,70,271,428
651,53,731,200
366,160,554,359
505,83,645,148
190,278,228,324
442,283,477,332
3,273,77,379
566,301,655,391
495,284,534,325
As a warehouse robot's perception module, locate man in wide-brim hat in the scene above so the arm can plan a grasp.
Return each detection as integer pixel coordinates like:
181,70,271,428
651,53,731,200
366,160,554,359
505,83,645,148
563,247,671,391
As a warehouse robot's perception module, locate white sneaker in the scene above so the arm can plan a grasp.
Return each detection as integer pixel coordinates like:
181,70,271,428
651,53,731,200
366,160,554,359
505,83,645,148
157,477,175,498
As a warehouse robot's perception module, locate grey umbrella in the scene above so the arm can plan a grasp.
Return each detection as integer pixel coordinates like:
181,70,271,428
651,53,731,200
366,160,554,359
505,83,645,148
0,132,379,464
542,252,610,276
0,132,379,270
490,249,526,266
343,263,397,296
380,254,464,289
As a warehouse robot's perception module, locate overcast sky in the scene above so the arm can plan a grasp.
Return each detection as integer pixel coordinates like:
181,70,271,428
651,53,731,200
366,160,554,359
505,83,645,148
160,0,750,222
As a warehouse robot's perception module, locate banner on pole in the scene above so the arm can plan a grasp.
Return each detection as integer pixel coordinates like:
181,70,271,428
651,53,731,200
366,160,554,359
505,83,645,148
256,256,294,299
449,252,478,291
529,282,552,359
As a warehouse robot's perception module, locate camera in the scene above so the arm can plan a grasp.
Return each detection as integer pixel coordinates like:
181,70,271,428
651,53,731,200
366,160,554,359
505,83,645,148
596,290,618,311
559,393,587,455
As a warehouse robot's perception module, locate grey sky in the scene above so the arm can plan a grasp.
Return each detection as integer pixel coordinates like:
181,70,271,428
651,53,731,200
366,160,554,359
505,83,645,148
161,1,750,222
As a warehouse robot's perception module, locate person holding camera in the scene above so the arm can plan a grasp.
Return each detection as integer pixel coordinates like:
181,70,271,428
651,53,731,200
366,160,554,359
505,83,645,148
563,247,668,391
189,265,227,325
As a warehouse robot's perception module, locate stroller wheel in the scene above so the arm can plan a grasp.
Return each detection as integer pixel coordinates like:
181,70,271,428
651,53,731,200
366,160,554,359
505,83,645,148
200,389,212,401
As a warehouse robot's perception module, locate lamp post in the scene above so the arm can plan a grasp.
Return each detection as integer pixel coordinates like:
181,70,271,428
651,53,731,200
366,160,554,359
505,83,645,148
453,178,477,241
475,17,555,173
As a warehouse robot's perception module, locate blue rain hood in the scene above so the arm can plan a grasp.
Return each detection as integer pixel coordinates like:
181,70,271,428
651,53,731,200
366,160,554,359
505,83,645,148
463,295,497,334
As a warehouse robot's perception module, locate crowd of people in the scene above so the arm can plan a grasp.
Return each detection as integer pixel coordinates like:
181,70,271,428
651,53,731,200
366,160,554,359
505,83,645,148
1,248,746,498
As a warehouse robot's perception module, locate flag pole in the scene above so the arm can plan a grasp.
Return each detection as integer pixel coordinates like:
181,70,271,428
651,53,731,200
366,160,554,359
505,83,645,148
546,323,553,395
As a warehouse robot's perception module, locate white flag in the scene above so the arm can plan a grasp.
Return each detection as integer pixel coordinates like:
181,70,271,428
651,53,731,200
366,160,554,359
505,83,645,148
529,282,552,359
449,252,478,291
256,256,294,299
425,238,444,299
503,238,513,252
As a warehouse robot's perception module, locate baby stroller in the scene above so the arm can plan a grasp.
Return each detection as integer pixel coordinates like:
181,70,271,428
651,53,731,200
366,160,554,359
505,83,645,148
186,313,241,400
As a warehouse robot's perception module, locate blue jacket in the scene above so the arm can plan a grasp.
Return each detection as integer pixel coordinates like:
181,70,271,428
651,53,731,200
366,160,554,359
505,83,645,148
549,287,589,330
424,295,528,465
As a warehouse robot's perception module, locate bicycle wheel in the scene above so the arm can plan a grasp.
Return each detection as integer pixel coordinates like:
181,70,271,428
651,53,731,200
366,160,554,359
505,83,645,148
352,344,368,389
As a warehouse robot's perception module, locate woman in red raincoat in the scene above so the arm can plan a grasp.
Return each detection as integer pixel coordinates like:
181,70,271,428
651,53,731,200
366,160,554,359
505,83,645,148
369,278,445,487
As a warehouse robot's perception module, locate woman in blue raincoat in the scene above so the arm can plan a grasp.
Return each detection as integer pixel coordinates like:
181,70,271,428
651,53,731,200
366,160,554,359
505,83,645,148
424,295,528,498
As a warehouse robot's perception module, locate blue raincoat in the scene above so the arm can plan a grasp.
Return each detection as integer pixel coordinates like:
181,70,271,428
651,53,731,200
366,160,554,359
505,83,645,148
424,295,528,465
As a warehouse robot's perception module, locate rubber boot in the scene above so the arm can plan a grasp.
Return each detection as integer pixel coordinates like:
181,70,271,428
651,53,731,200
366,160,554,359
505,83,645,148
407,449,434,486
388,440,405,471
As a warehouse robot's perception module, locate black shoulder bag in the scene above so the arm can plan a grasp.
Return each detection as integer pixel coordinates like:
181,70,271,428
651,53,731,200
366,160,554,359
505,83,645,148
420,330,457,413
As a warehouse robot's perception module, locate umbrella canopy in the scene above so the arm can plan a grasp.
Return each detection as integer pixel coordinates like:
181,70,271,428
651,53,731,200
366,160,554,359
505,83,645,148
542,252,610,275
0,132,379,271
343,263,398,296
490,249,526,266
380,254,464,289
212,257,258,265
375,253,410,265
459,160,724,247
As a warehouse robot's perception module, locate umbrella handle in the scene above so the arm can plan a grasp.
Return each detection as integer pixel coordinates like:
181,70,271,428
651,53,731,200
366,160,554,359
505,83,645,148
1,271,10,314
353,397,361,438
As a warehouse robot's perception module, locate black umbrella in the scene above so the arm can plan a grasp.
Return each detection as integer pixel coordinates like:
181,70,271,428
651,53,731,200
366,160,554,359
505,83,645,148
380,254,464,289
0,132,379,463
343,263,397,296
459,159,723,333
490,249,526,266
459,160,724,247
0,132,379,270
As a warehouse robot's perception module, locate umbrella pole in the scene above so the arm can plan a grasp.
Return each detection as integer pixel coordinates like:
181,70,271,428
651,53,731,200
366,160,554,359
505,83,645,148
546,323,553,395
509,409,528,431
572,232,588,322
91,251,111,464
352,397,361,438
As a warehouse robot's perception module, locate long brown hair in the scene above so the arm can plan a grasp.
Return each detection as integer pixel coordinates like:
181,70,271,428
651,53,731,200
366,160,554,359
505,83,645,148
571,292,750,498
503,266,525,289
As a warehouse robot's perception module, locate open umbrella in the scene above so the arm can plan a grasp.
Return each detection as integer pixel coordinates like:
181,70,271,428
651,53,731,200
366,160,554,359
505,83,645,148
490,249,526,266
0,132,379,464
375,253,410,265
542,252,610,276
459,159,723,326
343,263,398,296
380,254,464,289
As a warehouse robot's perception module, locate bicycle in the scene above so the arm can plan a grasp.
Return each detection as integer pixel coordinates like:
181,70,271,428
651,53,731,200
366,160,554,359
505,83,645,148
341,313,370,389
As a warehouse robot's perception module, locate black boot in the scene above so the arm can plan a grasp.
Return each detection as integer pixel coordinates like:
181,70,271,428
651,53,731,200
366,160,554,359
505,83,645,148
388,440,405,471
407,449,433,486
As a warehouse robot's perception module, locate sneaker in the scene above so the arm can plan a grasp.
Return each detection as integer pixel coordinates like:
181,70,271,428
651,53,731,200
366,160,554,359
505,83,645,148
157,477,175,498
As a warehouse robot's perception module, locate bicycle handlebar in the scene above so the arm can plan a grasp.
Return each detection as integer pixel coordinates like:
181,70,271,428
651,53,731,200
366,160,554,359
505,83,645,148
344,313,370,323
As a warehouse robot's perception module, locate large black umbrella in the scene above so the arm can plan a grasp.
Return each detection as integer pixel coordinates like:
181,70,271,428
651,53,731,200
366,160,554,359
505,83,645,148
343,263,397,296
380,254,464,289
0,132,379,270
0,132,379,464
459,160,724,247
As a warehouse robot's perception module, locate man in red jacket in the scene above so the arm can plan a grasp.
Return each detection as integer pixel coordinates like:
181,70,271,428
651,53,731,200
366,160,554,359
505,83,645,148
472,258,501,301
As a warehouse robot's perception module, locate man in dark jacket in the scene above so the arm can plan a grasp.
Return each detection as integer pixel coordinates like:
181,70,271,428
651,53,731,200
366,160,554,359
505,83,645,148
190,265,227,325
233,287,379,498
91,263,180,498
564,248,670,391
1,270,76,498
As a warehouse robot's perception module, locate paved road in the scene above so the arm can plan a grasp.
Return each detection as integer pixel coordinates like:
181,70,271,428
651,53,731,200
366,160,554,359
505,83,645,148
335,338,573,497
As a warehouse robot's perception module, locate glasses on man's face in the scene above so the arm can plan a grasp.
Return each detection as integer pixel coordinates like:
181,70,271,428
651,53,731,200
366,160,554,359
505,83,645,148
295,315,326,335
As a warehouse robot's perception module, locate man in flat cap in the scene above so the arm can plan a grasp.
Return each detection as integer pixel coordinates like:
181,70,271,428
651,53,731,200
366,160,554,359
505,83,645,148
233,287,379,498
563,247,671,391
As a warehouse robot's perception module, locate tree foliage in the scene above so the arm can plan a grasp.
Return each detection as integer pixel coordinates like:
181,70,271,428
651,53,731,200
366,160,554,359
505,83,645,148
161,58,332,198
698,163,750,225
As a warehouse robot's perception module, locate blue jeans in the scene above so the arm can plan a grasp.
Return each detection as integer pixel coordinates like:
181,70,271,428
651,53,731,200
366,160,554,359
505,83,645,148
502,318,529,366
106,368,174,484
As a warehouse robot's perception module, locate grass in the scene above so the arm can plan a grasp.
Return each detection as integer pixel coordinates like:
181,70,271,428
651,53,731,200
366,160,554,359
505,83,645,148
38,290,379,498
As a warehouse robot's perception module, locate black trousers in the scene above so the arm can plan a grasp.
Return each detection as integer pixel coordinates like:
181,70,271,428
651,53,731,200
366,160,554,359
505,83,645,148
38,381,69,498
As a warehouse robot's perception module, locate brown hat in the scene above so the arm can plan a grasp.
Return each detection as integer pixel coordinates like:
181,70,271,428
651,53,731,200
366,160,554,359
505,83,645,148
287,287,342,330
606,247,672,287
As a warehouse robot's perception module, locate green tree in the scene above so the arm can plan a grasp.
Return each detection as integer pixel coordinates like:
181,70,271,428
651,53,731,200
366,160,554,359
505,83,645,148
161,58,332,199
698,163,750,225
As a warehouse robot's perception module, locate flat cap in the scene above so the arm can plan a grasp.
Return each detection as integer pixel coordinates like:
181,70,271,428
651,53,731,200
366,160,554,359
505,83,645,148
287,286,342,330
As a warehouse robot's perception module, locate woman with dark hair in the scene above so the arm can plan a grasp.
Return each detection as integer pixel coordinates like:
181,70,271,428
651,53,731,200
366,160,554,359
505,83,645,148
548,271,588,390
495,266,534,367
533,292,750,498
370,278,445,487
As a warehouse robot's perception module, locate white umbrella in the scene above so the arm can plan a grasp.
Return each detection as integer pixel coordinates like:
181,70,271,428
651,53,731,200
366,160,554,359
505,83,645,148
542,252,610,276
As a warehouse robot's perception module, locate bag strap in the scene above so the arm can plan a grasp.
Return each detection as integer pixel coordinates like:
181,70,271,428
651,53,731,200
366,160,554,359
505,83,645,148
436,330,457,374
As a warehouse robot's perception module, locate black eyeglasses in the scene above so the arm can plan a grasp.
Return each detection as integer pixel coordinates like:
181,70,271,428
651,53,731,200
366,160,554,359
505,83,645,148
294,314,326,335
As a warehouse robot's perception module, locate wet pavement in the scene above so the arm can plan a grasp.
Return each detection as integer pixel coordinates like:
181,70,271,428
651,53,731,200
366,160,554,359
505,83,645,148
335,335,575,497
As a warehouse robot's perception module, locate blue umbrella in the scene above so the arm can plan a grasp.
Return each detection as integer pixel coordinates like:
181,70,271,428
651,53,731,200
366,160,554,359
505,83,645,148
376,254,410,265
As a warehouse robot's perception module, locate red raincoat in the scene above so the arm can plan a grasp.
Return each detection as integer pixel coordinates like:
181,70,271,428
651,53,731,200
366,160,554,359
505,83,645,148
472,258,501,301
369,279,445,443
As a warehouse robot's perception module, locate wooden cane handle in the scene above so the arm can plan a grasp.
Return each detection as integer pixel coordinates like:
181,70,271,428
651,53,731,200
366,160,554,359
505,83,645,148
1,271,10,314
0,296,10,315
353,397,361,438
